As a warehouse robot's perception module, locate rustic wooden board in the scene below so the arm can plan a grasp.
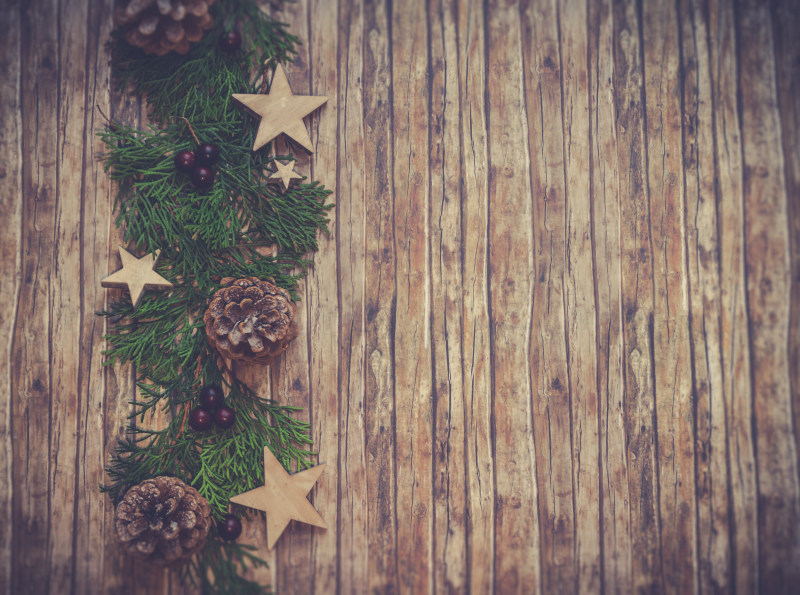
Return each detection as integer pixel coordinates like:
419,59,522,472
3,0,800,593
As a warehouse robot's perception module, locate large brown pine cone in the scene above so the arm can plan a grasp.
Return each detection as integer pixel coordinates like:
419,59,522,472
114,476,211,566
113,0,215,56
204,277,298,362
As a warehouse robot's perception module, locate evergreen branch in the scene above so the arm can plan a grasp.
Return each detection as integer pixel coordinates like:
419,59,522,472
100,1,330,592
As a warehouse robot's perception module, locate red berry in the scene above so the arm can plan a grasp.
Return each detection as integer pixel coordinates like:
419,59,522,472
199,384,224,410
214,405,236,429
174,149,196,173
188,407,213,431
219,30,242,53
191,165,214,191
218,514,242,541
195,143,220,166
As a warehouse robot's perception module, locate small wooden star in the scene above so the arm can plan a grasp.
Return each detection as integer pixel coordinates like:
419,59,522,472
230,446,327,550
270,160,303,191
101,247,173,307
232,64,328,153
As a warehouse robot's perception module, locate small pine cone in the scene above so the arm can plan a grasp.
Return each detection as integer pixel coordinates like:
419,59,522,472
114,476,211,566
113,0,216,56
204,277,298,362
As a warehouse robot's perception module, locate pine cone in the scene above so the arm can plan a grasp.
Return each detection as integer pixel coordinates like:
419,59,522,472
114,476,211,566
204,277,298,362
113,0,216,56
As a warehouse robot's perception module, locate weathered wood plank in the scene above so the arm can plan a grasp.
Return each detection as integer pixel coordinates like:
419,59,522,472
306,0,340,591
641,1,698,592
49,0,98,590
587,1,632,592
558,0,601,591
428,0,468,591
11,0,60,591
485,1,540,592
335,0,369,592
362,0,400,592
72,0,122,593
772,0,800,496
520,0,577,590
612,0,663,591
273,0,315,587
706,0,759,590
456,0,495,592
391,0,434,592
0,0,22,591
737,0,800,590
679,0,732,590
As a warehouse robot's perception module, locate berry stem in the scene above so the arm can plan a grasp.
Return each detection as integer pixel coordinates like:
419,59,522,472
179,116,201,145
96,104,118,132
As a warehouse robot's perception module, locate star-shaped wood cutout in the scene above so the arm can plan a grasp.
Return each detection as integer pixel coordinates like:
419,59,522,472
232,64,328,153
270,160,303,190
230,446,327,550
101,247,173,308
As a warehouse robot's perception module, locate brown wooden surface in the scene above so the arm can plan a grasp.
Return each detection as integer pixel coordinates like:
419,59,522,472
2,0,799,593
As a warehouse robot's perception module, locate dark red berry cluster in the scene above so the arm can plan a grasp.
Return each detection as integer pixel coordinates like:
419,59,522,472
174,142,220,191
188,384,236,431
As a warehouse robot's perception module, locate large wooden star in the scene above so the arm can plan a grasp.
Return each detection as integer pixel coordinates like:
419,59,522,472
270,159,303,191
232,64,328,153
230,446,327,549
101,247,173,307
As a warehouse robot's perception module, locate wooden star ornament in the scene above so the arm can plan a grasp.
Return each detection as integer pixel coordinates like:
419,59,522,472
101,247,173,308
270,160,303,191
230,446,327,550
232,64,328,153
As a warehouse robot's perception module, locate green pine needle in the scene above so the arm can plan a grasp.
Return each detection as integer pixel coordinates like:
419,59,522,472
100,1,330,592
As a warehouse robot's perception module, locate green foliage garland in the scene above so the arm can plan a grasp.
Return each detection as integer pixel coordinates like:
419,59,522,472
100,1,331,592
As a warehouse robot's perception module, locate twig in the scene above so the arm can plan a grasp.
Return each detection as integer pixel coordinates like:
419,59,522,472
180,116,201,145
96,104,116,130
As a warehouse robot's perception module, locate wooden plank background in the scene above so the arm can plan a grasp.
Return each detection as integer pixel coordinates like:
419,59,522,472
1,0,799,592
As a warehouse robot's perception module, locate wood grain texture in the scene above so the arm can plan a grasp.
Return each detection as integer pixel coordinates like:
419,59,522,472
486,1,540,592
271,0,316,587
4,0,800,592
773,0,800,532
613,1,662,591
588,2,632,592
680,0,731,590
457,1,495,592
737,1,800,591
0,0,22,591
559,1,601,591
642,1,697,592
429,0,469,591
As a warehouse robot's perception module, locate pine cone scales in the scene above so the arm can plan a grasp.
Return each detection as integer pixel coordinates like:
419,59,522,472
114,476,211,565
204,277,298,361
113,0,215,56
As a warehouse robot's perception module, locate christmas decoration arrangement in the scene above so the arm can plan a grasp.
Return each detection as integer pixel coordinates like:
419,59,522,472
100,0,331,592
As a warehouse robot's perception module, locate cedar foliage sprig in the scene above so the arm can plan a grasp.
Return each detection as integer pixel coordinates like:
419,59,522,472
100,1,330,592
